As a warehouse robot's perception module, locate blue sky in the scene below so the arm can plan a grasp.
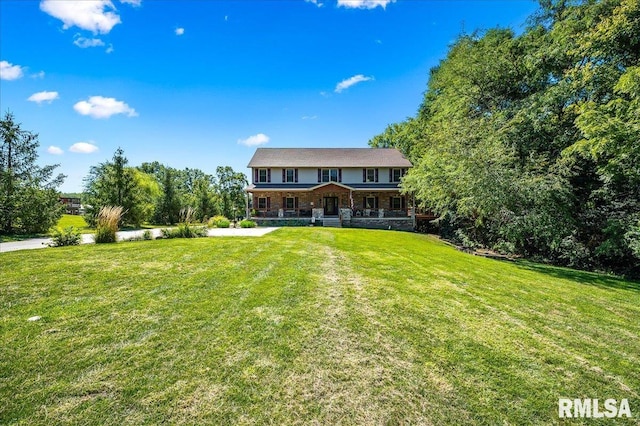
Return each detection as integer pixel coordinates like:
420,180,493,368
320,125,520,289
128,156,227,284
1,0,538,192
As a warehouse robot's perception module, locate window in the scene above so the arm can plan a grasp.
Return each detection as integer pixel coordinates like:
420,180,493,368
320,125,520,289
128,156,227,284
258,168,268,183
322,168,339,182
391,168,407,183
257,197,267,209
285,168,296,183
391,197,402,210
364,196,378,209
285,197,295,209
365,168,377,183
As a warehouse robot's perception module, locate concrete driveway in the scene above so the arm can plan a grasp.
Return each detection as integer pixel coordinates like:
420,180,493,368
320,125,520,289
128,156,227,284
0,227,277,253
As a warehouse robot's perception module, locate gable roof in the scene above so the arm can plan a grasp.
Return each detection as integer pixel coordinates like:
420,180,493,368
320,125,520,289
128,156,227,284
247,148,412,168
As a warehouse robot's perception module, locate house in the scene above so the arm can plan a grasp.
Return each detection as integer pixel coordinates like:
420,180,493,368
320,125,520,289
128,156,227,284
245,148,415,230
59,196,81,215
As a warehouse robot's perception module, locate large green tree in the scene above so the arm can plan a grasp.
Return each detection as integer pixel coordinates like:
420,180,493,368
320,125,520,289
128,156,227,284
371,0,640,276
0,112,65,234
216,166,248,220
84,148,158,226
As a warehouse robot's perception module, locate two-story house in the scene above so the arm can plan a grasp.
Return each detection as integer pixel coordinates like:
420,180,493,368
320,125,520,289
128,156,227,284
245,148,414,230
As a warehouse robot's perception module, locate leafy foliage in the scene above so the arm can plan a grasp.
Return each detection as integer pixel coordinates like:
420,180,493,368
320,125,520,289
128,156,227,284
371,0,640,276
48,226,82,247
239,219,256,228
83,148,157,227
0,112,65,234
216,166,248,220
209,215,230,228
161,207,208,238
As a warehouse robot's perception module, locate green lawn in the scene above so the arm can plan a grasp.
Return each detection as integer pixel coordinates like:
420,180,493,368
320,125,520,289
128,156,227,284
1,228,638,424
56,214,93,233
0,215,92,242
0,215,168,242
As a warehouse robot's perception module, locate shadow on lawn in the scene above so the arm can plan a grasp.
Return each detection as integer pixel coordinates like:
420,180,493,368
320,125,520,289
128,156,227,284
514,260,640,292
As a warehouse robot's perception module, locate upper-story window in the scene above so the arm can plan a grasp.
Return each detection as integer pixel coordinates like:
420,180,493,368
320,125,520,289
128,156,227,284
284,168,297,183
364,168,378,183
322,168,339,182
391,168,406,183
258,168,269,183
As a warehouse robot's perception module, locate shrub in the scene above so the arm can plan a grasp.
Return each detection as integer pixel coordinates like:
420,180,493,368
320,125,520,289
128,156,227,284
94,206,123,244
142,230,153,240
208,215,230,228
216,218,231,228
239,219,256,228
160,225,208,239
49,226,82,247
161,208,208,238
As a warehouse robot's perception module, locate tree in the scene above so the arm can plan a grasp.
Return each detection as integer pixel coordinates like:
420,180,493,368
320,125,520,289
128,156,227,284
216,166,247,219
156,166,181,224
84,148,156,226
369,0,640,276
0,112,65,234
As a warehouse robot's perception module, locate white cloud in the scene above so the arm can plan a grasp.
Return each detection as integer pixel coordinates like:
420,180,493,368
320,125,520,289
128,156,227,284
238,133,270,147
120,0,141,5
31,71,46,79
70,142,99,153
337,0,394,9
0,61,24,80
106,44,114,54
73,96,137,119
47,146,64,155
305,0,324,7
40,0,122,34
175,27,185,36
73,36,105,48
28,91,60,104
302,115,318,120
334,74,374,93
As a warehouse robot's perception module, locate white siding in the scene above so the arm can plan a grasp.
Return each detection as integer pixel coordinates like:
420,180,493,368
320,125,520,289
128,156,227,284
252,167,402,184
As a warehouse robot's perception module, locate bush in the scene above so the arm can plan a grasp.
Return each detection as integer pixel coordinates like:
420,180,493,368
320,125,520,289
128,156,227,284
208,215,230,228
161,208,208,238
160,225,208,239
142,230,153,240
216,218,230,228
94,206,123,244
49,226,82,247
239,219,256,228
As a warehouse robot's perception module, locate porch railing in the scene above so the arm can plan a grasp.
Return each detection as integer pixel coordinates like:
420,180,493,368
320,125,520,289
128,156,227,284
352,209,409,218
251,208,411,218
252,208,313,218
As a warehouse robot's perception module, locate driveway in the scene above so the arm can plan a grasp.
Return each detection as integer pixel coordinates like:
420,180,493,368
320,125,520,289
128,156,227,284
0,227,278,253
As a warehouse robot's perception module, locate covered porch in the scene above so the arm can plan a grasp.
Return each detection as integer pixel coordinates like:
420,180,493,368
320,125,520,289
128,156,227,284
247,182,413,220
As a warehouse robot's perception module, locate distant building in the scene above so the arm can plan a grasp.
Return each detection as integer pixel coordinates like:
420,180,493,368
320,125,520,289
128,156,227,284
59,197,81,215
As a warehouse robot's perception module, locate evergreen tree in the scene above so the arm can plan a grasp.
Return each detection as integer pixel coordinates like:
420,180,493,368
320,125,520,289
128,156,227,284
0,112,65,234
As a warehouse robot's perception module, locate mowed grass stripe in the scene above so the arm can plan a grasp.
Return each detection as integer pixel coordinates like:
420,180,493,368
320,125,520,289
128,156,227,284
1,228,639,425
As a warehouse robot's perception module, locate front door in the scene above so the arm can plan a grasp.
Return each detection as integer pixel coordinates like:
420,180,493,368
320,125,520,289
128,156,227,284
323,197,339,216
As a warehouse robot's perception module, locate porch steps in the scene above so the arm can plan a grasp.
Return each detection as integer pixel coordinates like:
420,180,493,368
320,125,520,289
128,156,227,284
323,217,342,228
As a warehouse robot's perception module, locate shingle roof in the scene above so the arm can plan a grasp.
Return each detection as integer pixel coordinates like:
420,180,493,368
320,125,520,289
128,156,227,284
247,148,412,168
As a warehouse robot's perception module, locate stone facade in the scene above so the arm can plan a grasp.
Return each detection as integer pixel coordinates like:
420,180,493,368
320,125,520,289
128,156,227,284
344,217,414,231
